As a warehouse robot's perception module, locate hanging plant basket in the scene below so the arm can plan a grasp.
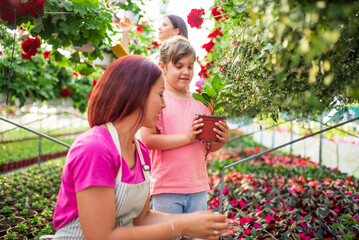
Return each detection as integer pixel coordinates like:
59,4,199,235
196,114,227,142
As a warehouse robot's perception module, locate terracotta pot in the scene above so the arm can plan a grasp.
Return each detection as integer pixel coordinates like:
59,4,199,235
196,114,227,142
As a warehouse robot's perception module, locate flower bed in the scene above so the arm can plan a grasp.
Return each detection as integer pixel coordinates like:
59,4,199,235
208,146,359,239
0,160,64,239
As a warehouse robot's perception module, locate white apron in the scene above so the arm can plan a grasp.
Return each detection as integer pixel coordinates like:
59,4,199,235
54,122,150,239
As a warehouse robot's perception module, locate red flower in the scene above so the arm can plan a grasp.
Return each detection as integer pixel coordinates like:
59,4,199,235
201,39,215,53
60,88,71,98
195,88,202,94
244,229,251,235
152,41,161,47
0,0,26,22
211,6,228,21
0,51,2,56
136,26,144,33
21,53,32,60
25,0,45,18
113,18,119,24
146,46,152,50
208,27,223,38
92,79,97,87
265,215,275,223
187,8,205,29
73,72,79,78
87,93,92,98
21,37,41,56
43,51,51,59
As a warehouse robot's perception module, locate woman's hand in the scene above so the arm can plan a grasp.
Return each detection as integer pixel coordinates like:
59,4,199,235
175,211,239,240
214,120,230,143
185,115,204,143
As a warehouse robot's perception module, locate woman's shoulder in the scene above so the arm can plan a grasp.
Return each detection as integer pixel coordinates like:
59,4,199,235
70,126,114,156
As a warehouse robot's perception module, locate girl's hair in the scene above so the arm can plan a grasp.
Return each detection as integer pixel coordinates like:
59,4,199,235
88,55,162,129
159,35,196,65
167,15,188,39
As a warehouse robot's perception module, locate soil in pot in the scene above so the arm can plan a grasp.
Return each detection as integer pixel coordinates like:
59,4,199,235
196,114,227,142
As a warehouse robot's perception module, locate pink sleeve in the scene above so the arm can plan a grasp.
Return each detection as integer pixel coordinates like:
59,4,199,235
67,138,117,192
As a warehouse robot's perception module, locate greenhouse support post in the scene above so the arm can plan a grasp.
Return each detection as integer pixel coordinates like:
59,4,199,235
38,136,42,165
218,116,359,214
319,114,324,166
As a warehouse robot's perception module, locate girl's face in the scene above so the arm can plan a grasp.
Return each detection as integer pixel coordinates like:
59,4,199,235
163,54,195,93
143,75,166,128
158,17,179,41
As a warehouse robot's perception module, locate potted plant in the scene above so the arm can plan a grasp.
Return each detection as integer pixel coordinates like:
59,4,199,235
192,74,233,142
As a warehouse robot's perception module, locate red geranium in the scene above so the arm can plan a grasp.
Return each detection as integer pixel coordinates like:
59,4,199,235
21,53,32,60
25,0,45,18
21,37,41,56
152,41,161,47
43,51,51,59
60,88,71,98
187,8,205,29
201,39,215,53
208,27,223,38
136,26,144,33
72,72,79,78
92,79,97,87
87,93,92,99
0,0,26,22
211,6,228,21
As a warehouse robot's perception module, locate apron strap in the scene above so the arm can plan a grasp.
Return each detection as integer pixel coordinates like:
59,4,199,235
106,122,151,182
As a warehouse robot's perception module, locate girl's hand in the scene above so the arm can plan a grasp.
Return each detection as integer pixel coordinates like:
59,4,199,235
214,120,230,143
185,115,203,143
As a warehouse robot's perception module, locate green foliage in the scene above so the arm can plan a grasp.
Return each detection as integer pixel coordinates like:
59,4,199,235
205,0,359,120
193,74,234,116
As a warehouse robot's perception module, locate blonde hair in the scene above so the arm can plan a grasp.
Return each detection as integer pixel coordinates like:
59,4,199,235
159,35,196,65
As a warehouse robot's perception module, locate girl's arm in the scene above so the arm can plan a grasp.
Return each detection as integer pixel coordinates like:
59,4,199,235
141,116,204,150
210,120,230,152
76,186,237,240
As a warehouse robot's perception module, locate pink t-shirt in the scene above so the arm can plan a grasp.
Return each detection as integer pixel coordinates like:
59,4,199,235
150,91,211,195
53,126,151,230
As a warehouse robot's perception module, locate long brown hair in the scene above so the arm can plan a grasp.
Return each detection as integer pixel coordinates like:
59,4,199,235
88,55,162,129
167,15,188,39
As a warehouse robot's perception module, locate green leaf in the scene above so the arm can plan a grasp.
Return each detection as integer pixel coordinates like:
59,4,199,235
205,85,216,99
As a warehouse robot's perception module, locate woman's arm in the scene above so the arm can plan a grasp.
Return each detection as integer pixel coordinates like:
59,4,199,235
77,187,237,240
141,116,204,150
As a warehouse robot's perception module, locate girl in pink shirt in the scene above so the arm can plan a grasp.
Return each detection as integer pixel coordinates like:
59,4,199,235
141,36,230,216
52,55,238,239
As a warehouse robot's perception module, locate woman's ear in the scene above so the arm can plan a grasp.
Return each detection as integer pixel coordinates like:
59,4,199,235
158,62,166,74
173,28,180,36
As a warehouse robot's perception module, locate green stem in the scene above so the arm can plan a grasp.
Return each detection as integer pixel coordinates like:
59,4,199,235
44,12,73,14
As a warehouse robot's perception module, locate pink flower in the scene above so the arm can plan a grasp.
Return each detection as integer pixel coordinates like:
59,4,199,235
187,8,205,29
195,78,205,88
300,221,308,229
265,215,275,223
253,222,260,229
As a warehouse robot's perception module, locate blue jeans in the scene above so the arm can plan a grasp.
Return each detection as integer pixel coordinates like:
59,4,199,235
152,191,207,214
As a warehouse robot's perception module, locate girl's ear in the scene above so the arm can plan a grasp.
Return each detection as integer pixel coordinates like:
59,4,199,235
158,61,166,74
